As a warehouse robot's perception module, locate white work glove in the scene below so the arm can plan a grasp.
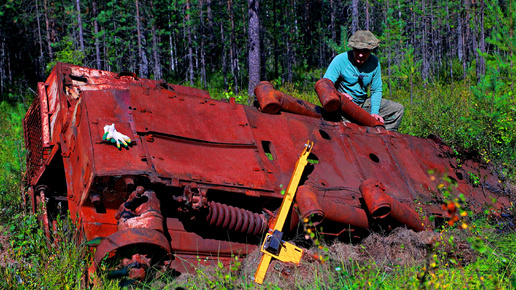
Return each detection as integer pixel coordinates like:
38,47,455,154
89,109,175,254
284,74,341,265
103,124,132,149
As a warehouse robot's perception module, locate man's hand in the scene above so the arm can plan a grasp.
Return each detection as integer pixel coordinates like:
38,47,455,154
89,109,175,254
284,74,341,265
337,91,353,101
371,114,384,123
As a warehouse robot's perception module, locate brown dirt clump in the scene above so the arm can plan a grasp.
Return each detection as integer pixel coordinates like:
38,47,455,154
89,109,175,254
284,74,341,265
358,227,433,267
236,228,475,287
171,228,476,288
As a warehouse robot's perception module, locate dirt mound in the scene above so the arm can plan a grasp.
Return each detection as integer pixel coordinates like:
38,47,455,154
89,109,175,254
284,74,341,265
238,228,475,287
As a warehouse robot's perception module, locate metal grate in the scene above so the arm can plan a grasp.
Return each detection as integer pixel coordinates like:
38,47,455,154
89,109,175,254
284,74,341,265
23,97,43,185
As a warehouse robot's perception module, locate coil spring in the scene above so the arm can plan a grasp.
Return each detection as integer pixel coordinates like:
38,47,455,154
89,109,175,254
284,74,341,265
206,201,266,235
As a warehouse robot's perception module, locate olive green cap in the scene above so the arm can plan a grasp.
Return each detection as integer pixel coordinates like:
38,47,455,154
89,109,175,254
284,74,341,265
348,30,379,50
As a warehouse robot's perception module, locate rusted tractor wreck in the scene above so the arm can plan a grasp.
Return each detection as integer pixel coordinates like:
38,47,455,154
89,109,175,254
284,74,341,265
23,63,509,280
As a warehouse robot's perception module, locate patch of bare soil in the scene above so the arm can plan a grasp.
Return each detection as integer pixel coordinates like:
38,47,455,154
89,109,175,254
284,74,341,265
237,228,475,288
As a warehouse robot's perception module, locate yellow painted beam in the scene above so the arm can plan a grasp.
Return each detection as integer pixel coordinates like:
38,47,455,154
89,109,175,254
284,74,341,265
254,141,313,284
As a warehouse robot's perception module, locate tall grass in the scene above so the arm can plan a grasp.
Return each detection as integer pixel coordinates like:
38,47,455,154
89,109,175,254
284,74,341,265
1,213,88,289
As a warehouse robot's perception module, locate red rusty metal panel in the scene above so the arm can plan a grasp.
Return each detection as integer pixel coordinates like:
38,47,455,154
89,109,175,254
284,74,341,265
46,65,66,143
342,128,415,201
60,99,94,205
82,90,152,176
130,87,253,145
82,219,118,242
143,136,272,190
380,135,440,198
243,108,377,202
82,89,133,124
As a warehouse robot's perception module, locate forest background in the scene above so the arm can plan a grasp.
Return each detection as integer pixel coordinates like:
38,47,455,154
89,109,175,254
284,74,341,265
1,0,516,288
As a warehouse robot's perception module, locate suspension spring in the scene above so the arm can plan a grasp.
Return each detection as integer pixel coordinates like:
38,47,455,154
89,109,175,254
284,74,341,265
206,201,266,235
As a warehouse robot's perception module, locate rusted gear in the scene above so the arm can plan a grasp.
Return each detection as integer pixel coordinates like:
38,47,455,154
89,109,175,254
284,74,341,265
121,254,151,280
92,228,171,285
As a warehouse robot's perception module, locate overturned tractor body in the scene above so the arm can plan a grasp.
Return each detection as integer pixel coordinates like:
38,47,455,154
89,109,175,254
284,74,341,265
24,63,509,278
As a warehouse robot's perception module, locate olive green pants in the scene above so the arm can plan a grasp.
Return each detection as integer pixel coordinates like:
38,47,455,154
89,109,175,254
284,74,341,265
360,98,404,131
342,98,404,131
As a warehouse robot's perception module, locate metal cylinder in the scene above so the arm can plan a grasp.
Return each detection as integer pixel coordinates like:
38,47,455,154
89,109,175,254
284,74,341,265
359,179,426,232
314,78,342,112
255,81,321,118
319,198,370,229
360,180,391,219
295,185,325,226
340,99,385,128
254,81,281,114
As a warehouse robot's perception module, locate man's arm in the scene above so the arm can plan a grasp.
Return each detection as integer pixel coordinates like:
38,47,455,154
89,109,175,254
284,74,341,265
323,54,353,101
323,54,345,84
369,61,383,116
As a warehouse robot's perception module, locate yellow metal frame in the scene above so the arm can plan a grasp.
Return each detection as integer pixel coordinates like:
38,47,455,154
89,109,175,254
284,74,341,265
254,140,314,284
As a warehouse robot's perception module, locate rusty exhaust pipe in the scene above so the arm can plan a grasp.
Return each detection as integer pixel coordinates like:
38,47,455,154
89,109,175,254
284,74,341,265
296,184,370,229
295,185,325,226
314,78,384,128
255,81,321,118
360,179,426,232
320,199,370,229
315,78,342,112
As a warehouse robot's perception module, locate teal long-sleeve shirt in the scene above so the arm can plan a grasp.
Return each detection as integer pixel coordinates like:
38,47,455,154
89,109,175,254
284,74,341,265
323,51,383,115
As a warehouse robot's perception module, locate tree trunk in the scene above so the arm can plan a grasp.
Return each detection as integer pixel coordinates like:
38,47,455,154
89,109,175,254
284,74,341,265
464,0,472,82
0,37,5,94
411,0,416,47
286,0,296,83
206,0,216,72
92,0,102,70
421,0,429,82
273,0,278,79
76,0,85,55
248,0,260,97
446,6,453,81
471,1,479,83
351,0,359,33
221,22,228,92
135,0,149,78
199,0,207,88
228,0,238,94
384,0,392,99
187,0,194,85
168,16,176,74
330,0,336,43
477,0,486,80
151,23,161,80
430,4,436,78
43,0,54,61
35,0,45,77
458,1,467,80
365,0,371,31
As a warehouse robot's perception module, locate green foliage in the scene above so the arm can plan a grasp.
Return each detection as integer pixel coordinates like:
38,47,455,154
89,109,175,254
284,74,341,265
209,87,251,105
7,214,46,259
326,26,348,55
454,0,516,171
463,64,516,162
0,101,26,220
46,36,85,74
1,213,87,289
